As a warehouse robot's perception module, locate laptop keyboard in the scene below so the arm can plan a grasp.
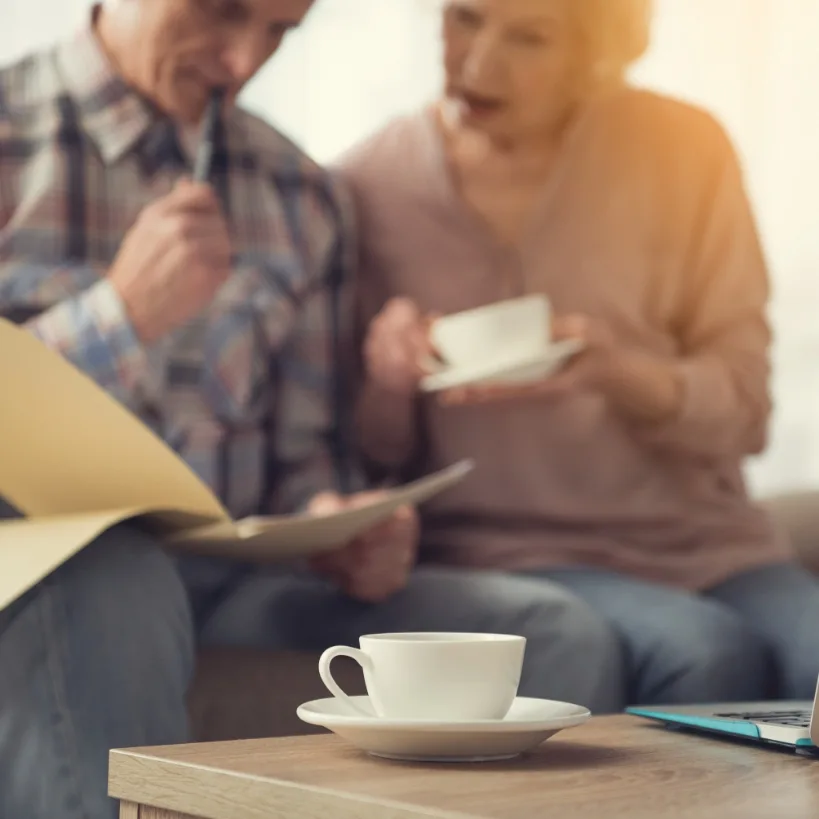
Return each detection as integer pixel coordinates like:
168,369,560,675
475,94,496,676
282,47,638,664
714,710,812,728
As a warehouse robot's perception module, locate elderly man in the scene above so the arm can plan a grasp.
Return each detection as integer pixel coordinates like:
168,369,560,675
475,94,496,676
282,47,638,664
0,1,623,817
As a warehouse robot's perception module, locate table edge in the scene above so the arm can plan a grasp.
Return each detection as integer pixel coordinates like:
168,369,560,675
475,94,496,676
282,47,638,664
108,748,477,819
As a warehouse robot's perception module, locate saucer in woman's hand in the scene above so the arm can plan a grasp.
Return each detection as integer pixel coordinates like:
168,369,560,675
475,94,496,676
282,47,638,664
420,339,584,394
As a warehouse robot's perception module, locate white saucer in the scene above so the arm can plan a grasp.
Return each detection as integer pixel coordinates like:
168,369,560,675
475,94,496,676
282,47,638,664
420,339,584,393
296,696,591,762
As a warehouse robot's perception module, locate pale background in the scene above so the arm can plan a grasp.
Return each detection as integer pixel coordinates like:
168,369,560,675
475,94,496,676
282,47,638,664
2,0,818,497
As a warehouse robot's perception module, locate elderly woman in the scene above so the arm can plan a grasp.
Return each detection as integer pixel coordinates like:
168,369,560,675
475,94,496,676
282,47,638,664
338,0,819,705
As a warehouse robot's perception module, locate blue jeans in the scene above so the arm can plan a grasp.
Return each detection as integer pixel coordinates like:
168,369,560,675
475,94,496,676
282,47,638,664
540,564,819,705
0,524,623,819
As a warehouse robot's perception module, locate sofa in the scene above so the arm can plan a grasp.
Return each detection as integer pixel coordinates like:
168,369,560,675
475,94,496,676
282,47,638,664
187,491,819,742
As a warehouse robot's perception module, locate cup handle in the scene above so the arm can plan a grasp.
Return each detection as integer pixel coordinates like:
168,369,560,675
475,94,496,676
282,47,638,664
318,646,373,717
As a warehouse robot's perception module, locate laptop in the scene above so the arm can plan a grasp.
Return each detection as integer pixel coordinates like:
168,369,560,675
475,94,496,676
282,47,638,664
626,675,819,753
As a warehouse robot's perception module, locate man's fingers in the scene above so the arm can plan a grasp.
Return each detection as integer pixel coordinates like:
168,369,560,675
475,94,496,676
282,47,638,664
329,522,417,603
176,212,230,237
353,505,416,547
307,491,346,517
309,495,418,602
392,505,414,523
157,180,222,215
350,521,397,553
342,556,413,603
344,506,417,557
346,490,388,511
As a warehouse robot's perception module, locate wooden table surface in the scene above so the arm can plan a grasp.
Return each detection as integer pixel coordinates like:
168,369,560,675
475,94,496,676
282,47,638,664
110,715,819,819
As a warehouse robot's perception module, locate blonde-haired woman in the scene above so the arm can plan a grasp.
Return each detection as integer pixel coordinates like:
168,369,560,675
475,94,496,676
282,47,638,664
339,0,819,705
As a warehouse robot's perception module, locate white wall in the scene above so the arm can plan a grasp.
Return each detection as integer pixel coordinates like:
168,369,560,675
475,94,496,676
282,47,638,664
631,1,819,494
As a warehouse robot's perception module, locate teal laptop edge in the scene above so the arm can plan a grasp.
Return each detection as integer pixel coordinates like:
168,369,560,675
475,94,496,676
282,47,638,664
626,707,762,740
626,706,815,747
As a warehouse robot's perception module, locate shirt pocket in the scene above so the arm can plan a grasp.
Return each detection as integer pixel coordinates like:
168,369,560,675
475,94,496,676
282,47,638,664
170,254,302,427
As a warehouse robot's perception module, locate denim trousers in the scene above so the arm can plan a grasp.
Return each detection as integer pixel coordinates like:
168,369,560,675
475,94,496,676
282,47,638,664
539,564,819,705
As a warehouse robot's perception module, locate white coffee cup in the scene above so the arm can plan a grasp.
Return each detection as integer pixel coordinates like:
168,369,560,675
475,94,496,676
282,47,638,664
318,632,526,721
430,294,551,369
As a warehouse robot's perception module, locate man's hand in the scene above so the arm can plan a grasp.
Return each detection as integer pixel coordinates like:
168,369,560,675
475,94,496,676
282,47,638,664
108,179,231,343
442,314,684,424
306,491,419,603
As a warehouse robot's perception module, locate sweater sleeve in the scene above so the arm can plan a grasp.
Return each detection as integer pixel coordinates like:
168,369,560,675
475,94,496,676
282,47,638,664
635,125,772,458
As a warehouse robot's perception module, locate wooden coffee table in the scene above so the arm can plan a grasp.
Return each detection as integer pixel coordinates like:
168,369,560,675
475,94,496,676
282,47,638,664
110,715,819,818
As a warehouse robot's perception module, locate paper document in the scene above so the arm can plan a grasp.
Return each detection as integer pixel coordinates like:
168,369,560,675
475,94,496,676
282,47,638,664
0,318,474,611
169,459,474,560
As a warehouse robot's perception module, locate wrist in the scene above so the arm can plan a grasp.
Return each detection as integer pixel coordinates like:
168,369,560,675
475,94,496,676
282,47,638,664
367,374,419,403
109,277,154,344
600,347,684,424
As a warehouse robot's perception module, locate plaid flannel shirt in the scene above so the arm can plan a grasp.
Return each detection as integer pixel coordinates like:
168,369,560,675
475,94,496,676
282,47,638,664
0,24,360,519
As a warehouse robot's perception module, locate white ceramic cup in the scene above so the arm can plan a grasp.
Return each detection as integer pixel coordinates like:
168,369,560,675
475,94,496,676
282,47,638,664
318,632,526,721
430,294,551,369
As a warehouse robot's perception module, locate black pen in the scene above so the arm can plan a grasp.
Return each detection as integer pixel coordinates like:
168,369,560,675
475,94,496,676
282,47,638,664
192,86,226,183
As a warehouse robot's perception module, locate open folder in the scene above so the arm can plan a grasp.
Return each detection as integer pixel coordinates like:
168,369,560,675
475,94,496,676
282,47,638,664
0,318,473,611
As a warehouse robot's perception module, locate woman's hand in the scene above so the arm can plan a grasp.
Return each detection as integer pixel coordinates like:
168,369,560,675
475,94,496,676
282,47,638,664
442,314,685,424
363,297,438,396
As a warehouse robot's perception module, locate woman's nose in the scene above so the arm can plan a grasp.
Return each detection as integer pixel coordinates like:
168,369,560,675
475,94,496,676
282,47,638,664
462,32,505,87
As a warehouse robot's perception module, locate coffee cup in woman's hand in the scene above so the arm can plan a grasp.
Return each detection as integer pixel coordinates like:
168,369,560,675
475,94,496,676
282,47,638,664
364,297,440,396
441,314,616,406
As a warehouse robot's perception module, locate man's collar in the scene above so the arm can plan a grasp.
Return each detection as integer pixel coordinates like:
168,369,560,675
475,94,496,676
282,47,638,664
54,14,160,165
